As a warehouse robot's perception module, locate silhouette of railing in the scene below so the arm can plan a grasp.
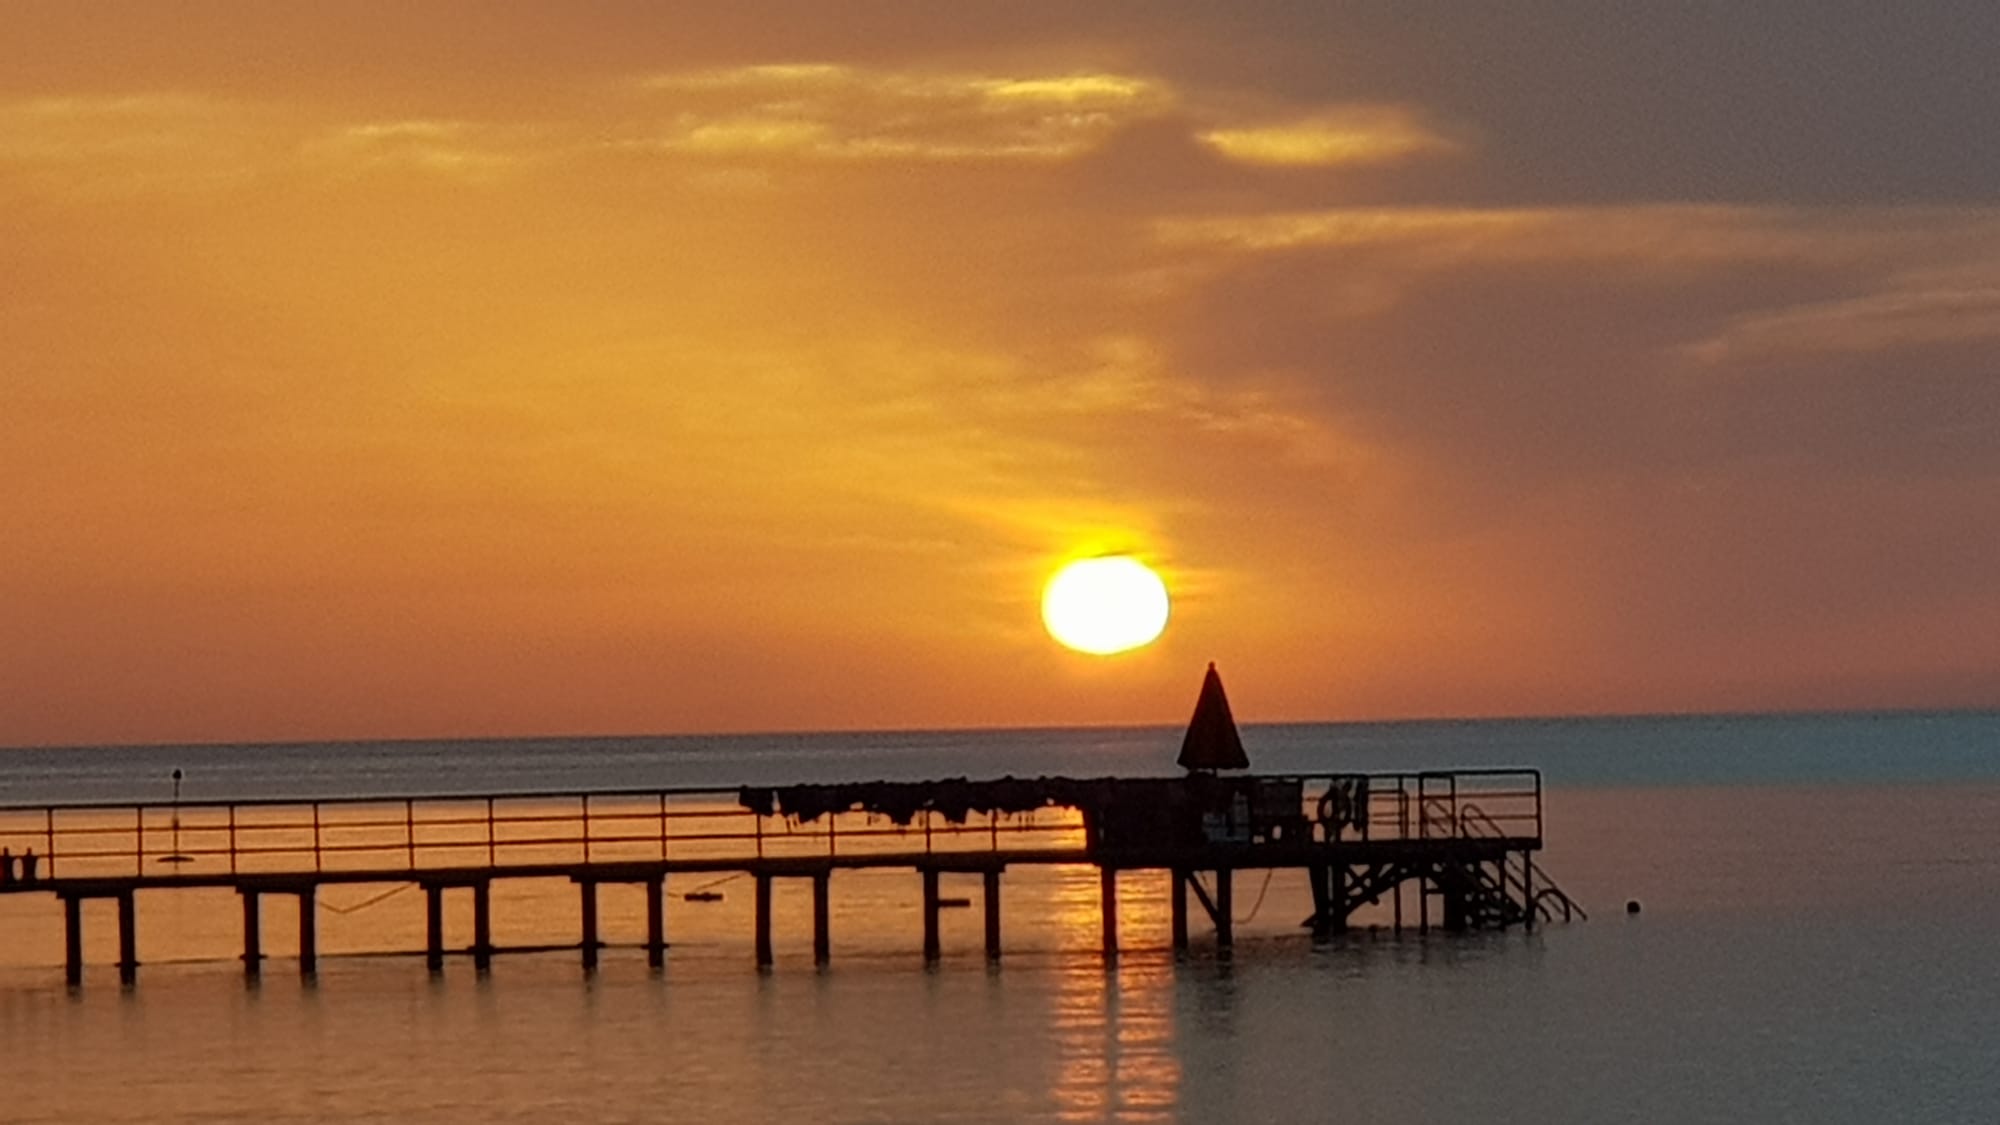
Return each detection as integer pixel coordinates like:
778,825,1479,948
0,770,1544,886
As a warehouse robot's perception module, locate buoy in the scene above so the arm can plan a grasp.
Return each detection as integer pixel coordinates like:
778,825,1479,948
1626,900,1641,915
937,896,972,909
684,891,725,903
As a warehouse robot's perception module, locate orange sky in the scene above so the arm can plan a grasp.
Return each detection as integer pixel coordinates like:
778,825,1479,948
4,5,1997,746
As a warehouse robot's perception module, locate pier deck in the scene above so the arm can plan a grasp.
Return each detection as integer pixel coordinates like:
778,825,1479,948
0,769,1580,985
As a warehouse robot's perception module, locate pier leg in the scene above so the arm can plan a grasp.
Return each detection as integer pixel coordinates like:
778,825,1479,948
63,896,82,986
1099,868,1118,957
1170,870,1189,952
1330,866,1350,935
297,889,317,978
116,891,137,984
425,885,445,972
983,870,1002,961
241,891,262,976
812,872,831,966
754,874,773,968
1522,853,1535,933
921,869,941,963
1307,864,1331,939
1215,869,1234,951
1393,871,1403,935
472,882,492,971
645,876,666,969
579,880,599,971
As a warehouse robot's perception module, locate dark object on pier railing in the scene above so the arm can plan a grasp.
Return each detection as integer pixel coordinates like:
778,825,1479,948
1178,662,1249,772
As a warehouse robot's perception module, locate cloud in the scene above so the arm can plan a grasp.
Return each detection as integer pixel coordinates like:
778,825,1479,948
1196,106,1458,168
630,63,1173,162
1684,286,2000,364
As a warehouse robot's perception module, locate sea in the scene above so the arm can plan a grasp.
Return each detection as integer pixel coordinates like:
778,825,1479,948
2,711,1997,1124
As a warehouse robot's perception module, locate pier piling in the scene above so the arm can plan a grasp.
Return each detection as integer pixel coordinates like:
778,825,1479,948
425,885,445,971
754,874,773,968
921,869,941,962
62,895,82,986
297,888,317,977
116,891,137,984
1100,869,1118,956
472,882,492,970
241,890,262,976
645,875,666,968
1170,870,1189,951
812,872,831,965
579,880,599,971
982,870,1002,960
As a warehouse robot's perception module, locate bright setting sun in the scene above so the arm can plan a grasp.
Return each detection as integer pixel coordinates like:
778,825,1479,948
1040,556,1171,655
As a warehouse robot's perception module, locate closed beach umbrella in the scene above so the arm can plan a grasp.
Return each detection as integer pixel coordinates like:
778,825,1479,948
1178,662,1250,771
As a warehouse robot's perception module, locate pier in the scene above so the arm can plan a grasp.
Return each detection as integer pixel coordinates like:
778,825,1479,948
0,768,1580,985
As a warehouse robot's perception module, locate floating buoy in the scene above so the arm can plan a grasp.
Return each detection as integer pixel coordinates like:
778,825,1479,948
937,896,972,909
1626,900,1641,915
683,891,725,903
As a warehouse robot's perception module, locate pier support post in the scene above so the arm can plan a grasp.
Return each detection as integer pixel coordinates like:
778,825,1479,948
63,895,82,986
425,885,445,972
645,875,666,969
982,870,1002,960
472,882,492,971
297,888,317,978
1307,864,1331,940
1215,869,1234,950
1099,868,1118,957
116,891,137,984
1330,866,1349,935
579,880,599,971
241,890,262,976
1522,853,1535,933
1170,870,1189,952
812,872,831,966
921,869,941,963
754,874,774,968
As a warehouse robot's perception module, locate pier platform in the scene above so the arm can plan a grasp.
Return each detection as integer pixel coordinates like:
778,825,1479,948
0,769,1581,985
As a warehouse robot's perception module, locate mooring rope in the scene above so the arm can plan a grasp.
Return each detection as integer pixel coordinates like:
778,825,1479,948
1234,868,1277,924
318,883,414,915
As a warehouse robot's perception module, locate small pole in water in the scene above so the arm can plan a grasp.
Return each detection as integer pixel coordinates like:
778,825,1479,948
161,768,193,865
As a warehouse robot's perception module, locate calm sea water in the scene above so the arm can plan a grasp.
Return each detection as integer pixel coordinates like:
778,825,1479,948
2,713,1997,1123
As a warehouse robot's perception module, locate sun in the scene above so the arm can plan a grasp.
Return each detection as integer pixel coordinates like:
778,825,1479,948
1041,556,1171,655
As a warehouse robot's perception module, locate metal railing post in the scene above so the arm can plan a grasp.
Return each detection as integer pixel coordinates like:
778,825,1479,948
406,799,417,870
582,795,592,864
313,803,323,873
45,808,55,879
136,806,145,875
229,805,238,876
488,797,498,867
658,793,668,861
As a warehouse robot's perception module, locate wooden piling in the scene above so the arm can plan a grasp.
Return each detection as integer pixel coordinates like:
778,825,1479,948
812,871,831,965
63,895,82,986
116,891,137,984
297,889,317,977
579,880,599,970
982,869,1002,960
241,890,262,976
921,868,941,962
472,881,492,970
1170,870,1189,951
1215,868,1234,949
425,885,445,971
1099,868,1118,956
645,875,666,968
754,873,773,968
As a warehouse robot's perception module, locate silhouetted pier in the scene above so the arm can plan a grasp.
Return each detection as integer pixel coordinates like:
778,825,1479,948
0,769,1580,985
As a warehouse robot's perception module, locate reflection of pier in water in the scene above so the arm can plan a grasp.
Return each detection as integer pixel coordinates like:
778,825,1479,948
0,769,1581,986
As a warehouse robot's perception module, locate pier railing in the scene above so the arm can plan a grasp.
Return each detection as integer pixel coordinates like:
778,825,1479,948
0,770,1541,885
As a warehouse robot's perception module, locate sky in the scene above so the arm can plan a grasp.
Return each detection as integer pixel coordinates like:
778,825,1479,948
3,3,1997,746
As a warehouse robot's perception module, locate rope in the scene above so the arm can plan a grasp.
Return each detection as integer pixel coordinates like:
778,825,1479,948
1234,868,1277,924
318,883,414,915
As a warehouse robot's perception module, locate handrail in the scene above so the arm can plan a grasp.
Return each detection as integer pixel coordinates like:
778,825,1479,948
0,769,1544,883
1458,803,1586,922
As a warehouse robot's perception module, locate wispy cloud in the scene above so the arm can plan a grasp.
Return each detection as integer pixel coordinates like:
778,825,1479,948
1196,106,1458,168
631,63,1172,161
